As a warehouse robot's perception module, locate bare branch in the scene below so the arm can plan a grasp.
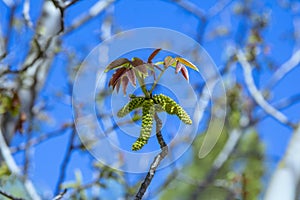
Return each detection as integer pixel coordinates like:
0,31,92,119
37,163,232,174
64,0,81,8
54,130,76,195
265,49,300,89
265,125,300,200
256,93,300,121
207,0,233,17
168,0,206,21
134,113,168,200
0,189,24,200
237,50,295,128
10,123,73,153
52,189,67,200
22,0,33,28
64,0,116,35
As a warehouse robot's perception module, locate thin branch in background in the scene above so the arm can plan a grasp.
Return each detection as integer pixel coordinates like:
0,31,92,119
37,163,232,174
0,129,41,200
256,93,300,121
0,189,24,200
207,0,233,17
68,175,103,198
22,0,33,28
10,123,73,153
50,0,65,34
265,49,300,89
23,65,41,180
54,130,76,196
168,0,207,43
52,189,67,200
64,0,81,8
2,0,14,7
64,0,116,35
237,49,296,128
0,3,17,61
168,0,206,21
134,113,168,200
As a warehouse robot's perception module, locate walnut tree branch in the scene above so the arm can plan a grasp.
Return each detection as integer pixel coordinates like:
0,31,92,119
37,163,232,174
134,113,168,200
237,49,296,128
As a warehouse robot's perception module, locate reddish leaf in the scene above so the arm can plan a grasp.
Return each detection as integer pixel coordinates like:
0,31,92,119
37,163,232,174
105,58,130,72
175,61,184,73
147,48,161,63
180,66,189,81
115,80,121,93
121,76,129,95
109,68,127,88
131,57,144,67
126,69,136,86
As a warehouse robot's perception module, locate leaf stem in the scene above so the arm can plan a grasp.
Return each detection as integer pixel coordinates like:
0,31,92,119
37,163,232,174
149,67,168,94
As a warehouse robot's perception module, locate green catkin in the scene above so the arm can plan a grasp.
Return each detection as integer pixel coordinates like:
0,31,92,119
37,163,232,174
132,99,154,151
117,97,145,117
153,94,192,125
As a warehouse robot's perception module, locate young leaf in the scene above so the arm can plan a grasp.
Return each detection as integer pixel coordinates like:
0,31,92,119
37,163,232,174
175,57,199,72
147,48,162,63
121,76,129,95
126,70,136,86
164,56,176,68
108,68,127,89
175,61,184,73
180,66,189,81
131,57,144,67
105,58,131,72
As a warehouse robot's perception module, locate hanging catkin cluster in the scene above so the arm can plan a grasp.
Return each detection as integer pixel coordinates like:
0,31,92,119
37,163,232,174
153,94,192,125
117,96,145,117
132,99,155,151
117,94,192,151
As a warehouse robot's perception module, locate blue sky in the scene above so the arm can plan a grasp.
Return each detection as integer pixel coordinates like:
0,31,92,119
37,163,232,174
1,0,300,199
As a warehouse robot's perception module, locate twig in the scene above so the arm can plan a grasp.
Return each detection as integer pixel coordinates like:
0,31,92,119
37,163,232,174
237,49,295,128
134,113,168,200
265,49,300,89
64,0,81,8
0,189,24,200
64,0,116,35
167,0,207,43
10,123,73,153
207,0,233,17
168,0,206,21
23,0,33,28
54,130,76,195
52,189,67,200
256,93,300,121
